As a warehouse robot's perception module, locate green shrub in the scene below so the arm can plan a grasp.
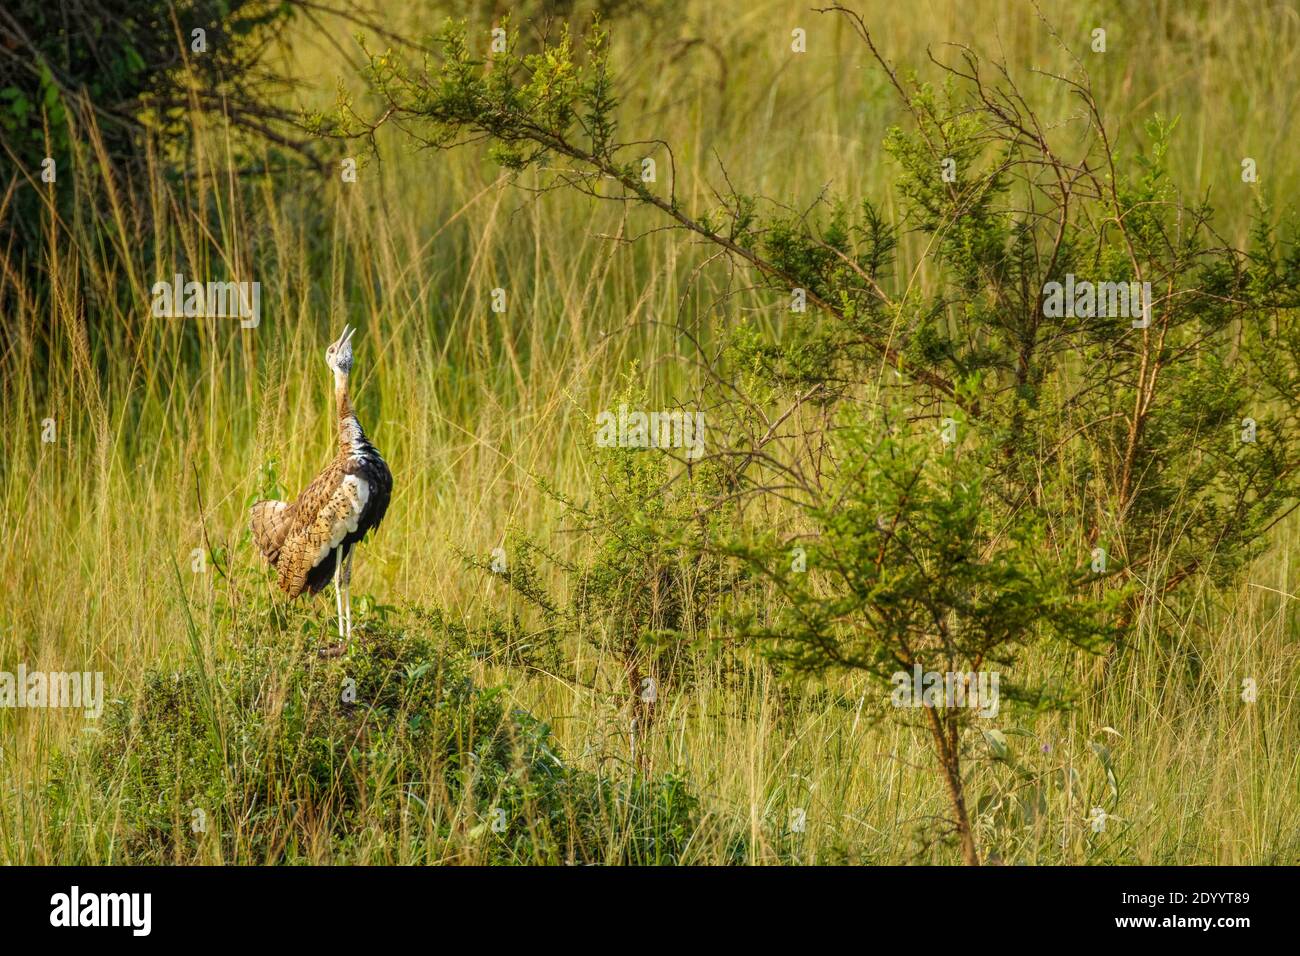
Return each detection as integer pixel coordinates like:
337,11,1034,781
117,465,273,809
92,618,697,864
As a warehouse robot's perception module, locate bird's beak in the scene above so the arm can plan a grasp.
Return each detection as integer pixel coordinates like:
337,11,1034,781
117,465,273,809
335,324,356,349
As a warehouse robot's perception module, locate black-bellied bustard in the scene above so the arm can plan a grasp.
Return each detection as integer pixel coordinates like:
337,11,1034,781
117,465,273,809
250,325,392,648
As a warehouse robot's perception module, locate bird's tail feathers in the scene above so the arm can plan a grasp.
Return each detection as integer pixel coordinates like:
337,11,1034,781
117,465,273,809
250,500,294,563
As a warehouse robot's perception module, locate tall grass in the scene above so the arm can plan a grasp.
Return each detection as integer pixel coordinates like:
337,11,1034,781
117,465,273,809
1,0,1297,863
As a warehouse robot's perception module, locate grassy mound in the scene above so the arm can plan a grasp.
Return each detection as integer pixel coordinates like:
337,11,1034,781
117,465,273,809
93,622,697,864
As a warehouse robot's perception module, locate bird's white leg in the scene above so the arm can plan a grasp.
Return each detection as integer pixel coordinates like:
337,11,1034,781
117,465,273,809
343,547,354,641
333,546,344,639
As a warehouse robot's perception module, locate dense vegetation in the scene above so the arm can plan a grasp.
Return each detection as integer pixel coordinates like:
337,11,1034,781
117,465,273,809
2,0,1298,866
83,618,697,864
323,8,1300,862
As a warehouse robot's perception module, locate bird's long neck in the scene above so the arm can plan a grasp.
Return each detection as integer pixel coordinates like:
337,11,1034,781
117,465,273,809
335,369,367,453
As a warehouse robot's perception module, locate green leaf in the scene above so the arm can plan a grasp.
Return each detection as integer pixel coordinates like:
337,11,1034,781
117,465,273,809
982,728,1009,759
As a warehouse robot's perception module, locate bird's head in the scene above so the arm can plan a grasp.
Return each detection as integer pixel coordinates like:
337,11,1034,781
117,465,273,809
326,324,356,376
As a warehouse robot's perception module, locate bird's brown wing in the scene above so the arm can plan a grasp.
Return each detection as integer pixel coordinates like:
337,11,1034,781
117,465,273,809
275,458,373,597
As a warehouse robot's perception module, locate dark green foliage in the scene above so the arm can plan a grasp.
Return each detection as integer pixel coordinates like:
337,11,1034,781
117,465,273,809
877,100,1300,611
92,619,697,864
727,414,1115,684
0,0,305,239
